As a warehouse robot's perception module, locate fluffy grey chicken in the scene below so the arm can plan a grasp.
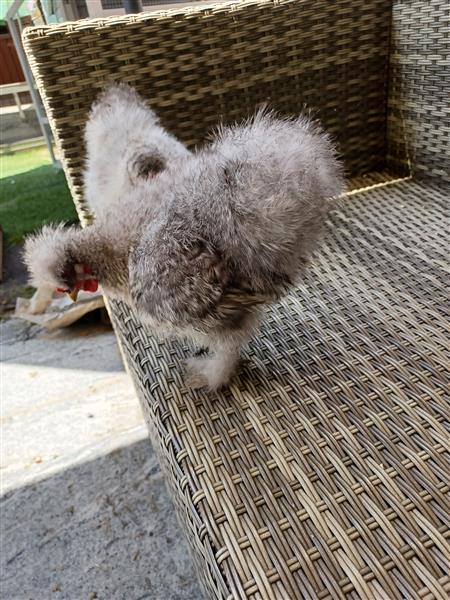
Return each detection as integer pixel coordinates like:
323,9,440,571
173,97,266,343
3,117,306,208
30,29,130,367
25,85,344,390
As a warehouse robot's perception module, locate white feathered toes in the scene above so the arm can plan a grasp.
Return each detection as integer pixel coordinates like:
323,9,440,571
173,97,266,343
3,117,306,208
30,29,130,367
24,84,345,390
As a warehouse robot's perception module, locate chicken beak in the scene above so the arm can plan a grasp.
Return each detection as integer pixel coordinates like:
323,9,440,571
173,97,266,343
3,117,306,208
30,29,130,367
68,288,79,302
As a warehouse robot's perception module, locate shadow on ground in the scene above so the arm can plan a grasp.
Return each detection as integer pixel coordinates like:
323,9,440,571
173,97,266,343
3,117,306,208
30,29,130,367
1,438,201,600
1,315,125,372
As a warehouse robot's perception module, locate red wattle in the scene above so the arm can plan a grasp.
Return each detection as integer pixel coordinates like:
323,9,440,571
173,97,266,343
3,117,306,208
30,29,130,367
81,278,98,292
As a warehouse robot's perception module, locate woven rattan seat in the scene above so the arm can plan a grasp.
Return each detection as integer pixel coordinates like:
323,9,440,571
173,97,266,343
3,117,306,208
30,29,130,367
23,1,449,598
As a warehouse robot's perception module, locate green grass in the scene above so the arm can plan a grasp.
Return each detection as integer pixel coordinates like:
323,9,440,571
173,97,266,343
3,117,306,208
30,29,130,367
0,146,78,245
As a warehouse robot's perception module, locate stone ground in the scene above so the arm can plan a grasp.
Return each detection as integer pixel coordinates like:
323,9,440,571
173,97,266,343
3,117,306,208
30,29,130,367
1,315,202,600
0,105,42,146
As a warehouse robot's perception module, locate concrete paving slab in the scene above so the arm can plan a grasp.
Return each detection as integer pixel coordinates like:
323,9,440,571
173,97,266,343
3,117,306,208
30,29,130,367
0,107,41,145
1,317,202,600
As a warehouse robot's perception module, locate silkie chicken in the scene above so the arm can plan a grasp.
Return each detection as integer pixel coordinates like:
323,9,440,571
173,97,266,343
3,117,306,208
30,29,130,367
25,84,344,390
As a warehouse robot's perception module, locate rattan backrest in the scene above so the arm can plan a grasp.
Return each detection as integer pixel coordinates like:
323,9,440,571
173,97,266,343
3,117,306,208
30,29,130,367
23,0,393,223
387,0,450,184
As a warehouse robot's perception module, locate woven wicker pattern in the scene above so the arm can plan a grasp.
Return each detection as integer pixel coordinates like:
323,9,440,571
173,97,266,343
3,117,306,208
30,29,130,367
387,0,450,183
112,179,450,599
23,0,392,221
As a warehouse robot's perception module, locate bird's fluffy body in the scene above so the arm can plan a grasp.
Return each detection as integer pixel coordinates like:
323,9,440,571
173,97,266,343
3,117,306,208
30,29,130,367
25,85,344,389
128,111,343,332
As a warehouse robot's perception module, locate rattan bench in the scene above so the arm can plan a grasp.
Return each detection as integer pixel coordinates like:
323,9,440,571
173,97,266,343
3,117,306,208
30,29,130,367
23,1,449,598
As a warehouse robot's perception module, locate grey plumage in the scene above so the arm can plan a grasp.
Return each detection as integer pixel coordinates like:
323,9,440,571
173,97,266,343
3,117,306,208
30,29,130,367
84,83,190,218
24,85,344,389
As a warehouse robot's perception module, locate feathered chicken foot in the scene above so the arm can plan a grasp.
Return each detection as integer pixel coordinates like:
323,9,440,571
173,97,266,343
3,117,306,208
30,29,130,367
185,338,241,391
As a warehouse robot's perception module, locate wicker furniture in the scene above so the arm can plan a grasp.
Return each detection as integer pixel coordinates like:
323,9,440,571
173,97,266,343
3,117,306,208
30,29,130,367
23,1,449,598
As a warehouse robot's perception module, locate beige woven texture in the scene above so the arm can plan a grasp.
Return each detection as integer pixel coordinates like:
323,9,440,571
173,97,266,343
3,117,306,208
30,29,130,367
23,1,450,598
387,0,450,183
23,0,391,222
